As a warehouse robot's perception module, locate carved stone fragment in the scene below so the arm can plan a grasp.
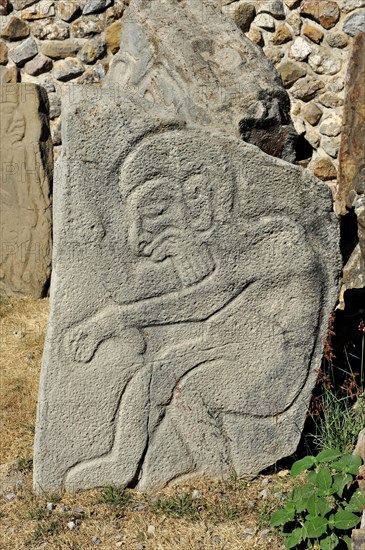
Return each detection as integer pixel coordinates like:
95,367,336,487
34,0,340,493
0,84,52,297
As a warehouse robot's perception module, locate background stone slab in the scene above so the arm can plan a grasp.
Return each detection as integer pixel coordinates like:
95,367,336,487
107,0,297,162
0,83,52,297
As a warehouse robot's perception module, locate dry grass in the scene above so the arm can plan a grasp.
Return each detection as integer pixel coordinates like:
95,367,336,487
0,297,290,550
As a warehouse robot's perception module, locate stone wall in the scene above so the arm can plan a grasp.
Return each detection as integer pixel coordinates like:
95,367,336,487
225,0,364,191
0,0,128,159
0,0,364,172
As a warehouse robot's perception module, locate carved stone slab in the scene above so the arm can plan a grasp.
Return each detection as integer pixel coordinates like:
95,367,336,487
33,79,340,491
0,83,52,297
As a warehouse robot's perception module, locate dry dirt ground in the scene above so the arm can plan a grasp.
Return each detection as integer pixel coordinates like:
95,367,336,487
0,297,292,550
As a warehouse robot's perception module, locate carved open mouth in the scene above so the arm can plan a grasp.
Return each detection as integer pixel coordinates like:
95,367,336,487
139,228,184,260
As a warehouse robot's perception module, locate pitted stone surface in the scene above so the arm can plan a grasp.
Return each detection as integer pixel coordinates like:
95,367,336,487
34,0,341,493
107,0,297,162
0,84,52,297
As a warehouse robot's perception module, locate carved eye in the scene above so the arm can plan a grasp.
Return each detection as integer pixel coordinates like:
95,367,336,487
183,175,204,200
144,203,167,218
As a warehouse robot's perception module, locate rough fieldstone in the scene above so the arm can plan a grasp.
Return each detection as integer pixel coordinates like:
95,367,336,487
353,529,365,550
272,24,292,44
254,13,275,30
257,0,285,19
308,49,342,75
79,38,106,64
319,116,342,136
21,1,55,20
105,1,124,24
284,0,300,7
33,21,70,40
53,57,84,80
83,0,112,15
12,0,38,8
300,0,340,30
0,64,20,82
301,102,323,125
76,61,105,83
38,73,55,91
343,12,365,36
306,130,320,148
303,24,324,43
0,83,52,296
0,0,10,15
327,76,344,92
290,37,312,60
232,3,256,33
34,0,340,496
47,91,61,117
291,100,301,116
287,12,302,35
245,26,263,46
50,117,61,145
71,16,104,37
41,39,81,59
264,46,284,64
318,92,343,108
0,17,30,40
292,115,305,134
321,136,340,158
0,41,8,64
326,32,349,48
338,0,365,12
57,0,80,21
311,156,337,180
354,429,365,462
291,76,325,101
24,53,52,75
9,36,38,65
105,21,122,54
337,32,365,214
278,60,307,87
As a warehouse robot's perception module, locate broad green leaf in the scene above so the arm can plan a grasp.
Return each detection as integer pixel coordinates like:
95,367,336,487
332,473,353,498
341,534,352,549
316,467,333,492
303,516,328,539
284,528,304,549
291,456,316,477
320,533,339,550
306,494,333,516
345,489,365,513
307,471,317,485
284,500,296,514
332,454,362,475
270,507,294,526
316,449,342,463
333,510,361,530
292,485,316,512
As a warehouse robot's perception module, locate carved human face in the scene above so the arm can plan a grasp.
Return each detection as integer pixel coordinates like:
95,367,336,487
128,178,187,262
1,106,25,143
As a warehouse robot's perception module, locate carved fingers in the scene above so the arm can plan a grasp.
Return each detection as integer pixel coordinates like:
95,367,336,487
69,324,100,363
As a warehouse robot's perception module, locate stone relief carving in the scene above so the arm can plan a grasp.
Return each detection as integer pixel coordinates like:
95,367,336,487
0,84,52,297
57,130,328,491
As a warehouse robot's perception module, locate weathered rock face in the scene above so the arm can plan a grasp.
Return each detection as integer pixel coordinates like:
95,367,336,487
337,33,365,303
0,84,52,297
107,0,298,162
34,0,340,493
